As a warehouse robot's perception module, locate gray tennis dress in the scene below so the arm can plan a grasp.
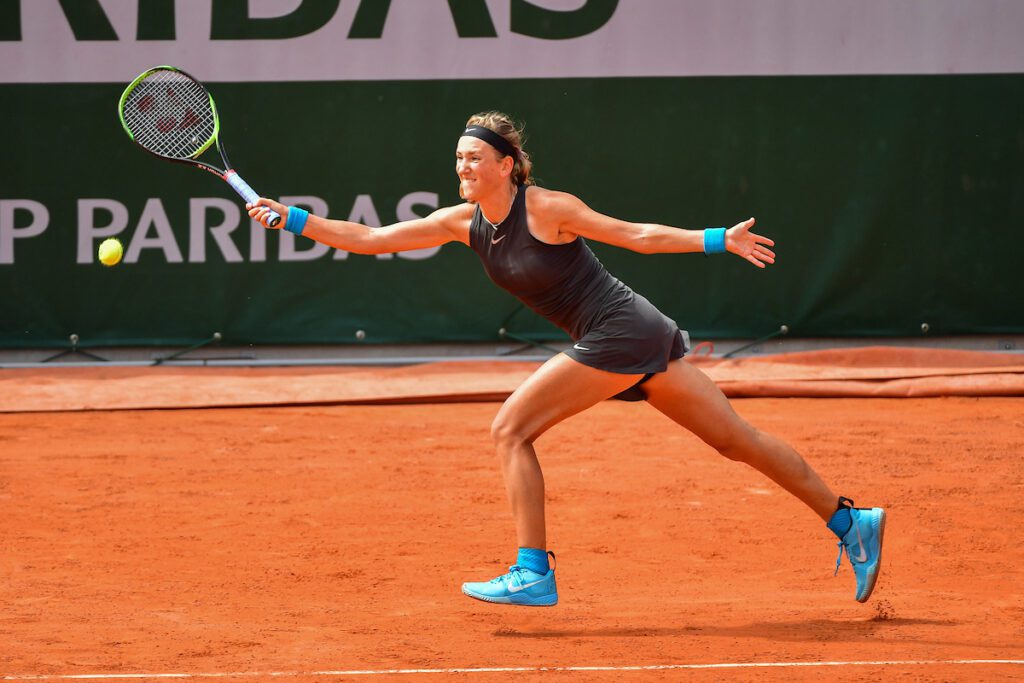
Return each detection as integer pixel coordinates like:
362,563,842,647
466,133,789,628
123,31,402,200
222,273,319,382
469,185,689,400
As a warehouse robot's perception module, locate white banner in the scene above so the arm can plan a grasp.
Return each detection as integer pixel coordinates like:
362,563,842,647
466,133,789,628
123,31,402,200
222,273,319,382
2,0,1024,83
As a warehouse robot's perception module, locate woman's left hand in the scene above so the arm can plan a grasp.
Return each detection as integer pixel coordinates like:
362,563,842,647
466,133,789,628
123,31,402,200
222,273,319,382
726,217,776,268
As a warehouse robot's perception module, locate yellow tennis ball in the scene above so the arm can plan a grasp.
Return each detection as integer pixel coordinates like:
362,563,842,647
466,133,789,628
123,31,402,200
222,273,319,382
98,238,123,267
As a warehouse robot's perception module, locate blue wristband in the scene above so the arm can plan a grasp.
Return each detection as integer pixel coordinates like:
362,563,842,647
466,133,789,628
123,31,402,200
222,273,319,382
285,206,309,235
703,227,727,255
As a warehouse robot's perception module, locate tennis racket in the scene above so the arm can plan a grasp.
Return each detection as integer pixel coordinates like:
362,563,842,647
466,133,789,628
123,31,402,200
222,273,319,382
118,65,281,227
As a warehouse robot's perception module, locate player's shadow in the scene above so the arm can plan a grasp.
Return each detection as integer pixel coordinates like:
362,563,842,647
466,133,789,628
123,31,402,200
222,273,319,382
492,617,993,648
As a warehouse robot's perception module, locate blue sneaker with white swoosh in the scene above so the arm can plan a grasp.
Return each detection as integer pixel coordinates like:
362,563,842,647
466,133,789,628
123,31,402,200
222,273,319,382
833,503,886,602
462,557,558,606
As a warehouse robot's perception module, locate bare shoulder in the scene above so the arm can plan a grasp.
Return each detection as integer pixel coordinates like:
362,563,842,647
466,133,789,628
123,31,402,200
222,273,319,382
523,186,589,244
432,202,476,224
524,186,585,217
431,202,476,243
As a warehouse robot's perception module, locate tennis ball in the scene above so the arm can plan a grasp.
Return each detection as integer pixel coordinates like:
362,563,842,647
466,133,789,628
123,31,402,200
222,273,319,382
98,238,123,267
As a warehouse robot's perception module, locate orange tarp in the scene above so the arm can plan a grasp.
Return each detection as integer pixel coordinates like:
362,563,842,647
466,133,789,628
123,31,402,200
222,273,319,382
2,346,1022,413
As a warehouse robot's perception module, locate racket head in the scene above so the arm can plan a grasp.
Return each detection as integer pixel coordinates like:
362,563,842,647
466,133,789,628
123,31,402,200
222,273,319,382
118,66,221,164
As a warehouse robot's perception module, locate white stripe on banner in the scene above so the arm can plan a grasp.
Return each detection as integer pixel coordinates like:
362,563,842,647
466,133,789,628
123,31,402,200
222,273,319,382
1,0,1024,83
2,659,1024,680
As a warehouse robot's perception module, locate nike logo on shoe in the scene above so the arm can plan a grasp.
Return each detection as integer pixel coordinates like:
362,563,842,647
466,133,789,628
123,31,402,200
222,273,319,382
491,235,506,245
507,578,546,593
852,520,869,562
573,343,590,351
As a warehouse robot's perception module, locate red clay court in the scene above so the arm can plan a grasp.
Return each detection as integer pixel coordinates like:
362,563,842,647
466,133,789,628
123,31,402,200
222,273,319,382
1,349,1023,681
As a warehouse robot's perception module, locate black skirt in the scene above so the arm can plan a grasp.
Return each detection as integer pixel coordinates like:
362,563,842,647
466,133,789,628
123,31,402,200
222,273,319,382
563,292,689,401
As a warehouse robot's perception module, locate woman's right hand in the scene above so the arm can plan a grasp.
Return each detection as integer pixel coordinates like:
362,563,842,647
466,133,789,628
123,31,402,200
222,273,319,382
246,197,289,229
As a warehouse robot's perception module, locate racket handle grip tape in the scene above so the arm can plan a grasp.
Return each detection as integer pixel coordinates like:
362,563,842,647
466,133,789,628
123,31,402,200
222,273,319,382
225,170,281,228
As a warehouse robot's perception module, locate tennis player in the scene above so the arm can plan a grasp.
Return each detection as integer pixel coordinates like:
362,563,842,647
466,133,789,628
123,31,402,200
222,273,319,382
247,112,886,606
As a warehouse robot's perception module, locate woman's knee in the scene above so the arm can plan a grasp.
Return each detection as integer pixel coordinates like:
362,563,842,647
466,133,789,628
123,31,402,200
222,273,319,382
490,414,532,450
709,425,762,463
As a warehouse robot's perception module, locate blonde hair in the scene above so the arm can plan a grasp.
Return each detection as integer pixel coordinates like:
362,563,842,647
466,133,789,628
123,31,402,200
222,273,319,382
464,111,534,187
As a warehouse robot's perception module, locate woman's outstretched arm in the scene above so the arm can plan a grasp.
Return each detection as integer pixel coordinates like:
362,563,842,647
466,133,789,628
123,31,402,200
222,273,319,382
248,197,474,255
534,189,776,268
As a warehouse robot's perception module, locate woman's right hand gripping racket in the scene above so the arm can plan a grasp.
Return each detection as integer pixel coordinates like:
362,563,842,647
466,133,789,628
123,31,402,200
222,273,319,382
118,65,281,227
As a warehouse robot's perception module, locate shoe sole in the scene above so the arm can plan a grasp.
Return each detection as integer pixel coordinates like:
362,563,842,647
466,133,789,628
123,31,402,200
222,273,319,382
461,586,557,606
857,508,886,603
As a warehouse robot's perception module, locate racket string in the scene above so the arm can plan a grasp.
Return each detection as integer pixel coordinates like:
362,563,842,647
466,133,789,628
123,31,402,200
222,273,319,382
122,69,217,160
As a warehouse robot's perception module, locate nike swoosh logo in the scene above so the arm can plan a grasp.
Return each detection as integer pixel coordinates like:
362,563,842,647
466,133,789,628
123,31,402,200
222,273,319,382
491,235,506,245
508,578,546,593
573,343,590,351
852,521,869,562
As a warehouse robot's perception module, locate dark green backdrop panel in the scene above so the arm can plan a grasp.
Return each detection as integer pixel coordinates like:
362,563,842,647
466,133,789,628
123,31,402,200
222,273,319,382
1,74,1022,348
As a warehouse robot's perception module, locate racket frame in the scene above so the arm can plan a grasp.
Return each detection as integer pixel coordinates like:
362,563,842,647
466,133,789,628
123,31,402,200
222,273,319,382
118,66,281,227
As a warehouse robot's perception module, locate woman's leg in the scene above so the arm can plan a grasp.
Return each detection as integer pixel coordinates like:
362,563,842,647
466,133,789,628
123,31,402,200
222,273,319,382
643,359,886,603
642,358,837,521
490,354,643,549
463,354,641,605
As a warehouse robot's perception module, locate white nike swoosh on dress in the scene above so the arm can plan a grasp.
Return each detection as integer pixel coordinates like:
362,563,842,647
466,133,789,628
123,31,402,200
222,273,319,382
573,343,590,351
508,578,546,593
491,235,506,245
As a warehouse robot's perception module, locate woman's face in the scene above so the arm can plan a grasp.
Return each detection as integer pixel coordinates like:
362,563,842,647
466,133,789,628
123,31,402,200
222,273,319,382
456,136,510,201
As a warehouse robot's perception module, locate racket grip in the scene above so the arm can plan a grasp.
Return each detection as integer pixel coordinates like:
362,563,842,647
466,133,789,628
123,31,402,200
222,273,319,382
226,170,281,228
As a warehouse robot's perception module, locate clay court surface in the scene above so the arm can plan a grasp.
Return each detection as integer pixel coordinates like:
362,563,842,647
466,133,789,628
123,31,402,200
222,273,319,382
2,352,1023,681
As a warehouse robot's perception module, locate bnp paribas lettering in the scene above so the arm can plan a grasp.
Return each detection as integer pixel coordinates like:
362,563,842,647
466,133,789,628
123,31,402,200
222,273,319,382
0,0,618,42
0,193,441,265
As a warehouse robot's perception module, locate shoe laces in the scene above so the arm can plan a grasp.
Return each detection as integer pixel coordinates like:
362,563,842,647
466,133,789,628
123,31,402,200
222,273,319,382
492,565,530,586
834,534,867,575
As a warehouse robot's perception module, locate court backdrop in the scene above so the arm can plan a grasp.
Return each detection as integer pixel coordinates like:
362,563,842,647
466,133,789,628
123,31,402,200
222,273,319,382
2,0,1023,349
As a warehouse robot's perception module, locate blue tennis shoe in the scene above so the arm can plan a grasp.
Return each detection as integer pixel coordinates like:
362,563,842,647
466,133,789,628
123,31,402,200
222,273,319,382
830,500,886,602
462,562,558,606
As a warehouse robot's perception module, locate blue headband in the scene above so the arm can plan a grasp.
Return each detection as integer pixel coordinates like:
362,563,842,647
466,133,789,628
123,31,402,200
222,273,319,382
461,125,518,159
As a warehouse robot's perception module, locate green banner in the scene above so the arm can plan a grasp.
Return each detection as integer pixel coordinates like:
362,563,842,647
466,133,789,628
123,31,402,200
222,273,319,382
2,74,1023,349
